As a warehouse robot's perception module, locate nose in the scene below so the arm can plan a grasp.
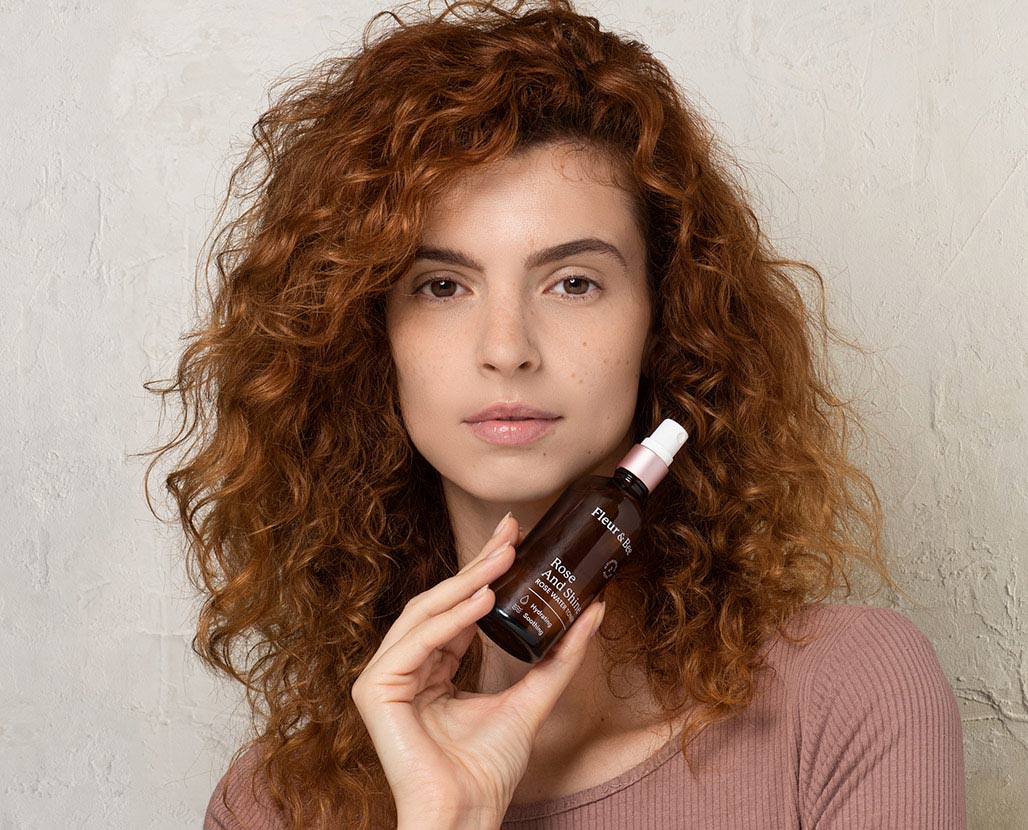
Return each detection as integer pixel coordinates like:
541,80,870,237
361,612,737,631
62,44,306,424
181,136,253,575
474,288,541,375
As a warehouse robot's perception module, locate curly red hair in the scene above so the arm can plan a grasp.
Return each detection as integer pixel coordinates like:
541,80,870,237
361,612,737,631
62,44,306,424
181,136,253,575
140,0,907,827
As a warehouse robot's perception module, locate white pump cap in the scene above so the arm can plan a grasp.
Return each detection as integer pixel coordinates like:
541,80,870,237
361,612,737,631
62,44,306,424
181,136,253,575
615,417,689,494
641,418,689,466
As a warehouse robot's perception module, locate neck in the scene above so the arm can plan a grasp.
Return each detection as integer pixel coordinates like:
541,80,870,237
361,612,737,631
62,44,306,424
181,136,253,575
472,598,668,756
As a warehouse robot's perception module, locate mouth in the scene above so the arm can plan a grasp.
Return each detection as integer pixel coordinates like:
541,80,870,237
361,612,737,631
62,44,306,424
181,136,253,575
465,416,562,446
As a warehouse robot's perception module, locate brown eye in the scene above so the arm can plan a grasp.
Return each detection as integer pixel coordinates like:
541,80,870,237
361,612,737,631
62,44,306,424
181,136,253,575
561,277,589,296
553,275,602,300
413,278,463,300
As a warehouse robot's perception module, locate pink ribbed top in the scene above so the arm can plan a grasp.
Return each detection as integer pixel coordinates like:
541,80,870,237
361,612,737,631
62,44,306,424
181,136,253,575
204,602,968,829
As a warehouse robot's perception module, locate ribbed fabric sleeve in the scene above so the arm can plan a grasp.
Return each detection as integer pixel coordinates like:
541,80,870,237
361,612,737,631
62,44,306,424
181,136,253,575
203,744,286,830
203,603,968,829
796,606,968,828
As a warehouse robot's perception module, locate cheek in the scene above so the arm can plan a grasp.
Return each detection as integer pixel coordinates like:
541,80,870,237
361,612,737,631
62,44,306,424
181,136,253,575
395,353,445,405
388,313,437,378
391,338,462,419
573,330,645,386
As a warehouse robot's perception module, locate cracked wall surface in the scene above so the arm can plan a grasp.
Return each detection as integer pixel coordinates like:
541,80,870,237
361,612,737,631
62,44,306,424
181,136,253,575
2,0,1025,827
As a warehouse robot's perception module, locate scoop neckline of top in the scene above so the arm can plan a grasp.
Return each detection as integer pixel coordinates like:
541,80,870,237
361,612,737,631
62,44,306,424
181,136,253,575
501,721,687,821
499,605,816,821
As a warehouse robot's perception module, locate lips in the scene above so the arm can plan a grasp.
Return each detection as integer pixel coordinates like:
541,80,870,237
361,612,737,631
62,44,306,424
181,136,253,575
466,402,561,422
466,417,561,446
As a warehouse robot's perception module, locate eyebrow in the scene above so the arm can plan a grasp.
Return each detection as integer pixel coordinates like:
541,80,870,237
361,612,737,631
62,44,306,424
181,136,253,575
412,237,628,272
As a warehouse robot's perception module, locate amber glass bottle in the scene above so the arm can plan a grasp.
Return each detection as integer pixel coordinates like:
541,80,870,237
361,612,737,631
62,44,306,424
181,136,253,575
476,418,688,663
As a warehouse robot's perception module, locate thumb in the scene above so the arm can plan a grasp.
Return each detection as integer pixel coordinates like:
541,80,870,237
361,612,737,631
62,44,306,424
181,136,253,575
501,599,606,734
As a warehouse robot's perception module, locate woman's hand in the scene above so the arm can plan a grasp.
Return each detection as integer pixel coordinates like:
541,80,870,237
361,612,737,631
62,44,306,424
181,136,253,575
350,513,606,830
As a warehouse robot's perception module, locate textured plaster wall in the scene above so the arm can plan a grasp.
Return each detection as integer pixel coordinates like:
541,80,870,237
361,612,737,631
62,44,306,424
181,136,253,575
2,0,1025,827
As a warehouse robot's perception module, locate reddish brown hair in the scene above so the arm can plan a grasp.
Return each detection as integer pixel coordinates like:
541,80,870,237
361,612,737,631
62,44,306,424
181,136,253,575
140,0,906,826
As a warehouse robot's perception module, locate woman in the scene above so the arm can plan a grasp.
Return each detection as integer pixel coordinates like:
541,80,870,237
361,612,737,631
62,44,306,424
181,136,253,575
142,0,968,827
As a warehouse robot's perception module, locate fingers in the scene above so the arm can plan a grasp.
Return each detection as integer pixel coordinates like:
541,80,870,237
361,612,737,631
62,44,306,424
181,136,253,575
373,514,519,658
500,598,606,734
421,621,481,690
458,511,518,573
373,584,499,682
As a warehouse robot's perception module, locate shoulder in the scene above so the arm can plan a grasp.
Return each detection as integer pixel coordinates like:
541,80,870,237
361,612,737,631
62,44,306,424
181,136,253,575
770,603,967,825
772,602,960,709
204,743,288,830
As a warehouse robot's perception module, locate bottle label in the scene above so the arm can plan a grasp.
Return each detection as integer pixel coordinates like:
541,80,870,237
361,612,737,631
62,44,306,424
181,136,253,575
496,480,642,644
508,555,582,639
591,506,632,555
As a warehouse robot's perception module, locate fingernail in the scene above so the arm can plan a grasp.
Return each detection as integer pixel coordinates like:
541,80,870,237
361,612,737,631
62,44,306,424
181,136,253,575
471,584,489,598
492,510,512,536
485,542,509,560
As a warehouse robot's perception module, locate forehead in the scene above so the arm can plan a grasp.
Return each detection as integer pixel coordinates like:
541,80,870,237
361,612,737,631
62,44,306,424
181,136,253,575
428,142,639,226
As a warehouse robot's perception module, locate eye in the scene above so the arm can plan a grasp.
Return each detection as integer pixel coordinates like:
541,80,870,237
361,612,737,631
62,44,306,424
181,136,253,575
412,278,466,301
551,275,602,300
411,275,603,302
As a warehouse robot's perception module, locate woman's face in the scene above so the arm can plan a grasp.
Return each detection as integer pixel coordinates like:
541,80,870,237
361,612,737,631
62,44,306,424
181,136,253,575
385,141,653,516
